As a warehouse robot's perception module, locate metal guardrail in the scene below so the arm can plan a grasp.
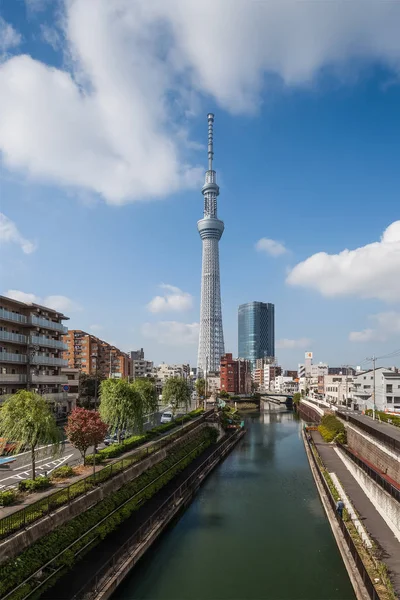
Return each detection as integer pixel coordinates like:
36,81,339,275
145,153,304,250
305,434,382,600
73,429,245,600
338,412,400,454
0,411,212,540
336,442,400,503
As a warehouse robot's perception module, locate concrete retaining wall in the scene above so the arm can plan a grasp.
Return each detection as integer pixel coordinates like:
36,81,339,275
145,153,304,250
297,402,322,423
0,423,208,564
346,425,400,484
336,447,400,543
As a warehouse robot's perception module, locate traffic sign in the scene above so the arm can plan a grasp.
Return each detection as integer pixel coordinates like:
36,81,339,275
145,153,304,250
63,385,70,392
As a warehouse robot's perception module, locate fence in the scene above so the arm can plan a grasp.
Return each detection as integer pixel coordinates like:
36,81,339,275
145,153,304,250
305,433,382,600
337,442,400,503
0,410,213,540
337,412,400,454
73,429,245,600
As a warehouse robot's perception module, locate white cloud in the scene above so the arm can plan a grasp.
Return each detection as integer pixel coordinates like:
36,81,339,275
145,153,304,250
0,213,36,254
40,24,61,51
256,238,288,257
90,324,103,332
0,17,22,54
142,321,199,345
276,338,312,349
349,311,400,343
1,2,400,202
4,289,81,313
287,221,400,303
147,284,193,313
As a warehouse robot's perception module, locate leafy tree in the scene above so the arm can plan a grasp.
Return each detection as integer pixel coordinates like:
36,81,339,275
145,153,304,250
219,389,230,399
0,391,60,480
65,408,108,465
293,392,301,405
99,378,143,440
195,378,205,398
162,377,190,415
132,378,158,415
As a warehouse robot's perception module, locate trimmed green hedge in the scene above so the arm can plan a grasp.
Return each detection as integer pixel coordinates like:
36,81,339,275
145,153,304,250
18,477,52,493
366,409,400,428
318,414,346,443
0,490,16,506
51,466,75,480
0,426,216,600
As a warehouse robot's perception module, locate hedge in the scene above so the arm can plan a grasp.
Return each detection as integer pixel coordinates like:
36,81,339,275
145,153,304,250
51,466,75,480
365,409,400,428
0,426,216,600
318,414,346,443
18,477,52,493
0,490,16,507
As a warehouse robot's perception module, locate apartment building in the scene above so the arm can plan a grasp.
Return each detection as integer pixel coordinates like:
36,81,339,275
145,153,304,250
0,295,70,415
63,330,131,379
262,364,282,391
220,353,251,395
129,350,154,379
274,376,298,395
351,368,400,412
324,374,354,405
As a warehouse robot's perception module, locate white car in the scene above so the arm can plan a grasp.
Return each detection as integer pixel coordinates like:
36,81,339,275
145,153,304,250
160,411,174,424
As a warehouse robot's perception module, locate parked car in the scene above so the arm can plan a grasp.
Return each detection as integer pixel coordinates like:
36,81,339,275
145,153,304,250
160,411,174,424
103,434,118,446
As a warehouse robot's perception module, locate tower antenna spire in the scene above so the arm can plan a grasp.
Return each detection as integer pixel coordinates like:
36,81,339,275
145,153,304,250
207,113,214,171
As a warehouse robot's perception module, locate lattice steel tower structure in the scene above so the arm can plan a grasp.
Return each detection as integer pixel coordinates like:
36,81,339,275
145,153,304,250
197,113,225,374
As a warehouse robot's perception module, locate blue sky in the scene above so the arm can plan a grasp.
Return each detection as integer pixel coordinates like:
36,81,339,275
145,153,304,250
0,0,399,370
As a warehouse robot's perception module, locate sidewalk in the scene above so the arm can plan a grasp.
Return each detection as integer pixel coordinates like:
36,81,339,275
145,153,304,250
311,430,400,596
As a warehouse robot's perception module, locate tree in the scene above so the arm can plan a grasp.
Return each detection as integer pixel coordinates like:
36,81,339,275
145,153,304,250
65,408,108,465
99,378,143,440
293,392,301,405
195,378,205,399
219,389,230,399
162,377,190,415
132,378,158,415
0,391,60,480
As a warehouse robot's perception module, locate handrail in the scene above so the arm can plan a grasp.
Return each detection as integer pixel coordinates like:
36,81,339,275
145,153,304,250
338,412,400,453
305,434,382,600
0,411,212,540
336,442,400,502
73,429,244,600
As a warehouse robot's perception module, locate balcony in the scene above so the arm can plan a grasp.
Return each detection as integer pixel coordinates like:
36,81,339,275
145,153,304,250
31,375,68,384
0,351,27,364
31,355,68,367
0,373,26,383
28,315,68,334
42,392,69,402
0,308,27,324
30,335,68,350
0,330,27,344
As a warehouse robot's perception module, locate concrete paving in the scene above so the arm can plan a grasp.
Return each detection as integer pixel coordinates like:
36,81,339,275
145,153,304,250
311,430,400,596
339,412,400,444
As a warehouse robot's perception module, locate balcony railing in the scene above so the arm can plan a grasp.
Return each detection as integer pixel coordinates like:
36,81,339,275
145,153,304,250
42,392,69,402
30,335,68,350
0,308,27,324
0,374,26,383
31,375,68,384
0,330,27,344
0,351,27,363
29,315,68,334
31,355,68,367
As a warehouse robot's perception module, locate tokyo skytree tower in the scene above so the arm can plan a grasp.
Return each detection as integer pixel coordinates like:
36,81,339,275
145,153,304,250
197,113,225,374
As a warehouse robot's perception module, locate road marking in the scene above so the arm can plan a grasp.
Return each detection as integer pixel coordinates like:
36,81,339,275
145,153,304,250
14,454,66,471
0,454,74,488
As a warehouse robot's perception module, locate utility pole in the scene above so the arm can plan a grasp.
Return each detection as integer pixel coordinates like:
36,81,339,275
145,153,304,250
366,355,376,420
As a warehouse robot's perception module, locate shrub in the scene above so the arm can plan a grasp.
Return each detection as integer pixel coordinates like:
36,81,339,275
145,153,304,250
335,431,347,444
318,414,345,443
50,466,75,480
366,409,400,428
0,490,17,506
18,477,52,492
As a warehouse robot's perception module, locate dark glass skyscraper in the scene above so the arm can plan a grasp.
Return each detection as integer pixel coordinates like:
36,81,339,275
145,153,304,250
238,302,275,369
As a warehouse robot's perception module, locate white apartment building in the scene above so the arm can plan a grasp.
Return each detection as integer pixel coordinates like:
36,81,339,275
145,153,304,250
274,376,298,394
156,363,190,385
324,374,354,406
351,368,400,412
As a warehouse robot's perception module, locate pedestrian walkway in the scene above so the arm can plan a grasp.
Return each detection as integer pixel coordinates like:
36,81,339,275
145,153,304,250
311,430,400,596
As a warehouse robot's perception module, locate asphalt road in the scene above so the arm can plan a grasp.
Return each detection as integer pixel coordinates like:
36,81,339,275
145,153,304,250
0,409,166,490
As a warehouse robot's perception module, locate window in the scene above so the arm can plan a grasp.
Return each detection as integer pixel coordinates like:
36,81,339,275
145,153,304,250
363,385,371,389
386,385,393,393
386,397,393,403
394,397,400,402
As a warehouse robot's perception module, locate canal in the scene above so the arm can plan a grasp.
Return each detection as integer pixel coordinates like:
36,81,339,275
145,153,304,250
113,409,355,600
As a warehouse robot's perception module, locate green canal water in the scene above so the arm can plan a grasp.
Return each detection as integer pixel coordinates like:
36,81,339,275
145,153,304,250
113,409,355,600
